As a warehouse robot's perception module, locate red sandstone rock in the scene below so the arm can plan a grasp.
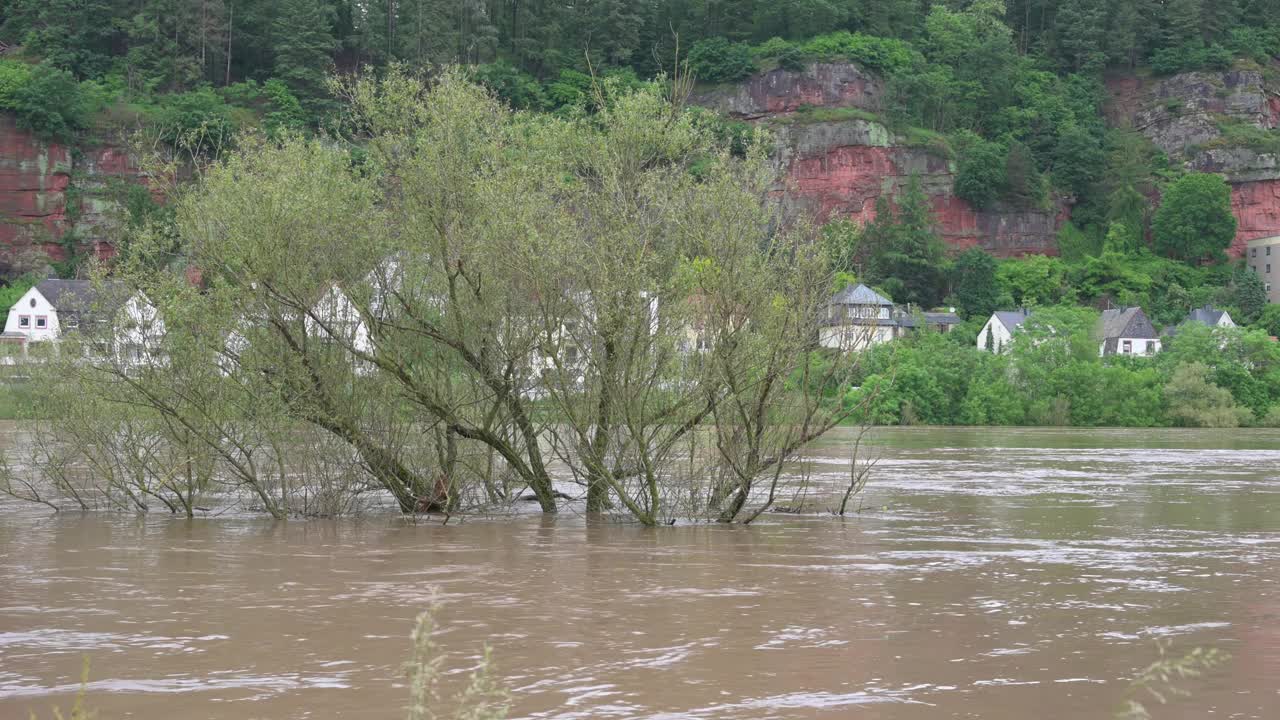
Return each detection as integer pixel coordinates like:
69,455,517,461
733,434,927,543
0,113,144,270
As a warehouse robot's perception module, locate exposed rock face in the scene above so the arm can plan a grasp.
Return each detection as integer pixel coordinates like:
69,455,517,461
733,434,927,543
1105,70,1279,157
700,63,1065,257
0,114,137,274
693,63,883,119
772,120,1065,256
1106,67,1280,256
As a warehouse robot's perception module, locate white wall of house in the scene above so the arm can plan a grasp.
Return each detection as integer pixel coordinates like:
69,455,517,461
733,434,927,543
976,316,1013,353
1102,338,1162,357
819,324,894,352
112,292,165,368
4,287,61,342
308,284,373,355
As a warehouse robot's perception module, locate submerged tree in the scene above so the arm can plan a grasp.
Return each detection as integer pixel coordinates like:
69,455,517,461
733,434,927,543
13,69,871,524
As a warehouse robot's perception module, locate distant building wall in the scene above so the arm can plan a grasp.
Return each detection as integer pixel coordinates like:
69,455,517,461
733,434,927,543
1246,236,1280,304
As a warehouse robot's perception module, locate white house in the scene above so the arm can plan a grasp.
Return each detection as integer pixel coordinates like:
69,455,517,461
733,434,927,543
110,290,166,369
977,309,1032,353
3,279,74,342
1177,305,1235,332
820,284,961,352
2,279,164,366
1099,306,1161,357
820,284,897,351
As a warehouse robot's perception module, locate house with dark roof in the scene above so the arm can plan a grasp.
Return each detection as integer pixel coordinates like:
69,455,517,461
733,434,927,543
1164,305,1236,338
1099,306,1161,357
2,279,163,366
820,284,962,351
977,309,1032,353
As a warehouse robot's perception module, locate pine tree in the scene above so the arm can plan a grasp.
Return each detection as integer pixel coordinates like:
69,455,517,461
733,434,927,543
1105,0,1142,68
864,176,946,308
272,0,337,114
1051,0,1106,72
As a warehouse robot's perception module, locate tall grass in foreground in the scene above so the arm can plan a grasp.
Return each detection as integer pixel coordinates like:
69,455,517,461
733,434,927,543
1116,643,1230,720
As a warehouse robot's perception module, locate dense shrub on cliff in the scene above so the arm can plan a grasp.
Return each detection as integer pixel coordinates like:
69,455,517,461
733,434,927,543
1,62,89,140
686,38,756,83
1152,173,1237,263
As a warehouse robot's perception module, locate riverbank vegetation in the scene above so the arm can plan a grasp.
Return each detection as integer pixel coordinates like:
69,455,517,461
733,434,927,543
849,308,1280,428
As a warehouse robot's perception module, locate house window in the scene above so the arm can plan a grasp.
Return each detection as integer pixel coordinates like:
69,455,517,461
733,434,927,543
1146,342,1155,356
1269,264,1273,274
1122,339,1133,354
1269,246,1273,256
1253,247,1258,257
35,316,47,329
18,315,30,328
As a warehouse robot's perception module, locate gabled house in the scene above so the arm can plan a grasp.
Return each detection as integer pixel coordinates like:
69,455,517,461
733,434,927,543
2,279,164,366
820,284,896,351
977,309,1031,353
820,284,962,352
1099,306,1160,357
1165,305,1235,338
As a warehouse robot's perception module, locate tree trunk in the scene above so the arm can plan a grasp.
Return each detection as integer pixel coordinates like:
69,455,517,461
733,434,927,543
224,1,234,86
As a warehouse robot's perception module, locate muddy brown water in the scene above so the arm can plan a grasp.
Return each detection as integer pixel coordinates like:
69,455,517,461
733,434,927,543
2,427,1279,719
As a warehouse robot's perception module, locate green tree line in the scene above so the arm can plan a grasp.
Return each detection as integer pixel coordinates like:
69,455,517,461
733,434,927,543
850,310,1280,428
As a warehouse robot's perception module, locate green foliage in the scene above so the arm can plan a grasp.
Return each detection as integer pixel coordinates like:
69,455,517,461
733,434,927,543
0,59,33,109
951,248,999,320
1057,222,1103,262
1153,173,1236,263
953,132,1005,209
1150,42,1234,75
0,274,38,313
1256,304,1280,337
844,301,1279,428
1226,268,1268,324
1164,362,1250,427
997,255,1071,306
271,0,336,114
687,38,756,83
862,175,945,308
821,219,862,274
795,32,919,74
5,62,88,140
1052,124,1105,199
474,62,547,110
151,88,237,156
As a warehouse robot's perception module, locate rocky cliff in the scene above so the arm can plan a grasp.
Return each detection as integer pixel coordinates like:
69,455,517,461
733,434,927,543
1106,66,1280,256
0,114,139,275
697,64,1067,257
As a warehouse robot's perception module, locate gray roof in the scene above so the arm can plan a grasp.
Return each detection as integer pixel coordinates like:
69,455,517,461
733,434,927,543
35,279,129,320
897,311,962,328
993,309,1032,331
1100,306,1158,340
829,283,893,307
1183,306,1230,327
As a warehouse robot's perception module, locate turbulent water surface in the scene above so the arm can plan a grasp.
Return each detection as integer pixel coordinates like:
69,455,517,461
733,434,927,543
1,426,1278,719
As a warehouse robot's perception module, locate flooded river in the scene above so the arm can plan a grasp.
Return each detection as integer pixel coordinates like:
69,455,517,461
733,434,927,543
2,427,1278,719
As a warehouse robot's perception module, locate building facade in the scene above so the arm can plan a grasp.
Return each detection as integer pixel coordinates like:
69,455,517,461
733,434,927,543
1246,236,1280,304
